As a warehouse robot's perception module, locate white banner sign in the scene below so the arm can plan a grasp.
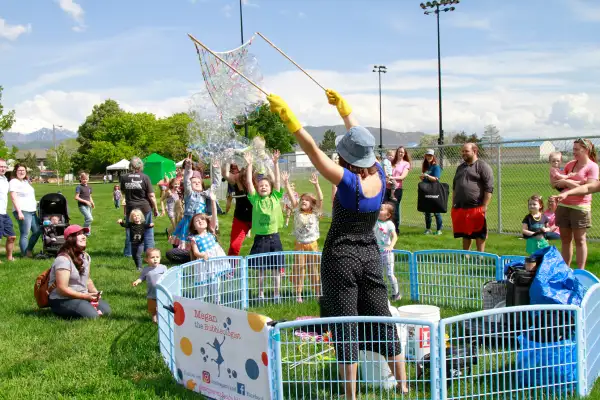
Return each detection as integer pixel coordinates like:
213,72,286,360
173,296,272,400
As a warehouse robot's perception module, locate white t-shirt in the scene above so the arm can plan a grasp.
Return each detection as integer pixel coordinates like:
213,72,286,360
374,220,395,248
0,175,9,215
9,178,37,212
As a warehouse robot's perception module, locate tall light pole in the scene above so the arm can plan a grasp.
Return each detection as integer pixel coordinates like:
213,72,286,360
372,65,387,154
420,0,459,167
240,0,249,138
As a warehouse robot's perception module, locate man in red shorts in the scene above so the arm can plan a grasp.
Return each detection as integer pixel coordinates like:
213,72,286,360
451,143,494,252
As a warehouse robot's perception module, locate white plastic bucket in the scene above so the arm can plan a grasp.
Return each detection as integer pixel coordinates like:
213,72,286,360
358,303,404,389
397,305,441,361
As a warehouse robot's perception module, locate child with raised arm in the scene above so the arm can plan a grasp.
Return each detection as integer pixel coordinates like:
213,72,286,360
282,171,323,303
132,248,167,323
244,150,284,303
118,209,154,270
170,157,221,249
75,172,94,235
188,192,229,304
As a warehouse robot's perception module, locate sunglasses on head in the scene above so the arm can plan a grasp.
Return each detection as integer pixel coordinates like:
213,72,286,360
575,138,591,149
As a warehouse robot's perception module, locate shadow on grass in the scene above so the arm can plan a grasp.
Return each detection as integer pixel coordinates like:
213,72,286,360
109,322,198,398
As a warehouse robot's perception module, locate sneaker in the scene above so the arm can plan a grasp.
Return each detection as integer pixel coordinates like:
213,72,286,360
424,230,432,235
435,230,442,235
390,292,402,301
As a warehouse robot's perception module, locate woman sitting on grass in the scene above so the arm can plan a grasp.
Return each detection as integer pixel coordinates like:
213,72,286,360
47,225,111,319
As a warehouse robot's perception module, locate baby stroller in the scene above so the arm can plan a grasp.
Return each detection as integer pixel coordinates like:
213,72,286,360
36,193,70,258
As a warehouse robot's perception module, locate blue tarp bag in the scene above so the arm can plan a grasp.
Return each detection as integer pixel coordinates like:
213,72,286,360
529,246,586,306
517,334,577,390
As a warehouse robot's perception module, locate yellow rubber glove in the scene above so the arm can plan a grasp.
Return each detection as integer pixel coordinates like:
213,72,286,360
326,89,352,117
267,94,302,133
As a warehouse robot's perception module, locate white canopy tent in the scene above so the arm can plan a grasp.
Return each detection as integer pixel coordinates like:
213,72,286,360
176,159,185,167
106,159,130,171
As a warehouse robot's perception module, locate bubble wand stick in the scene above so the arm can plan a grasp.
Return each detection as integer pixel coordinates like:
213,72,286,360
256,32,326,92
187,34,269,96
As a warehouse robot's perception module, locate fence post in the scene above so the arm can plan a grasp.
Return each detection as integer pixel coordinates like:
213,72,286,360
241,257,249,310
409,252,419,301
496,142,502,234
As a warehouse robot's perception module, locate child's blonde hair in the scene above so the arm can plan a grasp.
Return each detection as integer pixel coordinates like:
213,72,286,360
174,199,184,224
79,172,89,180
299,193,318,211
129,208,145,223
549,151,562,162
145,248,161,258
386,150,395,157
380,202,395,220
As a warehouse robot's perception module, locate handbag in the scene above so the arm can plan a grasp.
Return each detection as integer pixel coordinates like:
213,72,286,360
417,180,449,213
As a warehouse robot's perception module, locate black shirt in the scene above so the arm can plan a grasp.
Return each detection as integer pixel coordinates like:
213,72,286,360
120,221,152,244
452,159,494,209
233,185,253,222
120,172,153,214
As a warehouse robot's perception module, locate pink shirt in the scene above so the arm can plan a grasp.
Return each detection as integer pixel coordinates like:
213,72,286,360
561,159,599,207
543,210,560,235
392,160,411,189
549,167,563,184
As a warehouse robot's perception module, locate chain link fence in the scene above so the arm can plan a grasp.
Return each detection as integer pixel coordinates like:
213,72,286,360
272,136,600,239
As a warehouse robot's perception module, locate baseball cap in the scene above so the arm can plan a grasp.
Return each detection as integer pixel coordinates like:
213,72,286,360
335,126,376,168
425,149,435,156
64,224,89,238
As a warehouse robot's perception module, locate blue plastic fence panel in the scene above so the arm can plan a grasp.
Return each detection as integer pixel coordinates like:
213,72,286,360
177,256,246,310
271,315,438,400
439,304,580,400
499,255,525,281
582,283,600,396
391,250,413,300
156,268,179,376
413,250,499,310
246,251,322,306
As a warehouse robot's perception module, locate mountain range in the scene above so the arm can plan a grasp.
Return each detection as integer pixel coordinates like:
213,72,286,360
5,126,425,150
4,128,78,150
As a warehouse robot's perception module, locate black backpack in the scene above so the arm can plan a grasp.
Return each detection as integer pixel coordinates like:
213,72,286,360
417,181,449,213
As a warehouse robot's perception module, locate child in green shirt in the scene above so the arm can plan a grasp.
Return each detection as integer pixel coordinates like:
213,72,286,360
244,150,284,303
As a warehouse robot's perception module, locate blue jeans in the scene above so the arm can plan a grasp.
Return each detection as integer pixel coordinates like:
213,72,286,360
13,211,41,255
78,205,93,228
425,212,443,231
124,211,154,257
114,199,120,209
392,188,404,234
49,298,111,319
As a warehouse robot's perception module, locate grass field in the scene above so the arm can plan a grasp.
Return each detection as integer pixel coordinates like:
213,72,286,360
1,181,598,399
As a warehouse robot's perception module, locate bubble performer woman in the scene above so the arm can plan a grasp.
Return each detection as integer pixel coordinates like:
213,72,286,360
268,90,408,398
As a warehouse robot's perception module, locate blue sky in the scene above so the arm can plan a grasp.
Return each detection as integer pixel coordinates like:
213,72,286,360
1,0,599,139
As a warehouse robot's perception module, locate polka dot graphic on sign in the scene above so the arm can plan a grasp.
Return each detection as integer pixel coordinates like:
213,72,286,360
245,358,259,380
186,379,197,390
174,302,185,326
247,312,269,332
261,352,268,366
180,337,193,356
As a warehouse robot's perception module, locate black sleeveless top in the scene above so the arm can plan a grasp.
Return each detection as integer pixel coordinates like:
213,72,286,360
233,185,253,222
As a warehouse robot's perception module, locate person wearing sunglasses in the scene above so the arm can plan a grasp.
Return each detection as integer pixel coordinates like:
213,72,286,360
552,138,598,269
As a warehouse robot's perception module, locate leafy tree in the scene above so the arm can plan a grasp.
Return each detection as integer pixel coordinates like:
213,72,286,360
319,129,336,153
482,124,502,144
0,86,17,160
419,134,439,147
452,131,481,144
73,99,123,172
148,112,193,162
237,104,296,153
46,144,75,184
20,151,40,179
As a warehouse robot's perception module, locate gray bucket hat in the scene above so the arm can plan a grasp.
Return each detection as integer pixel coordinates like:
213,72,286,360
335,126,376,168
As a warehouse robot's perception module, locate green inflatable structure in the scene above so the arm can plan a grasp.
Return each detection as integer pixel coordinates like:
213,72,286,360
143,153,176,184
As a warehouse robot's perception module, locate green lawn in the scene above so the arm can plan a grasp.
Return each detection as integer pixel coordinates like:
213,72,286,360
0,181,598,399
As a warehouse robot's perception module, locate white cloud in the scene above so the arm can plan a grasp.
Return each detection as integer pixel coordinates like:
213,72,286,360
15,66,91,94
7,45,600,139
222,5,233,18
55,0,86,32
0,18,31,41
569,0,600,22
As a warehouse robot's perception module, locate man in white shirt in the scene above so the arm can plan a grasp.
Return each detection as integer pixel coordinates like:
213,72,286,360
0,160,16,261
